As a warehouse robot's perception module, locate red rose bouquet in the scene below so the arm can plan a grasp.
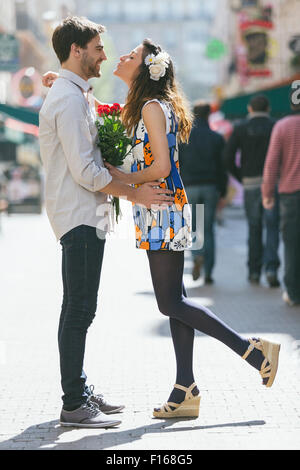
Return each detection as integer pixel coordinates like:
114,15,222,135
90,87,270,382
96,103,132,222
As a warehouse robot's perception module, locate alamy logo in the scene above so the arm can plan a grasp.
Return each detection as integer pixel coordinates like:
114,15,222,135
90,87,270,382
95,201,205,250
291,80,300,105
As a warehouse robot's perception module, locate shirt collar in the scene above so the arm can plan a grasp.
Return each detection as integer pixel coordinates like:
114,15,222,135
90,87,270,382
59,68,93,93
247,112,270,119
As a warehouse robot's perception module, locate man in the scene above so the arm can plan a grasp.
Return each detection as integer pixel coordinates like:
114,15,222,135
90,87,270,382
39,16,173,428
262,94,300,306
225,95,280,287
179,102,227,283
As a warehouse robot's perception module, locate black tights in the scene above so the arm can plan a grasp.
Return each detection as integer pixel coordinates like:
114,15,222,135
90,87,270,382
147,250,264,404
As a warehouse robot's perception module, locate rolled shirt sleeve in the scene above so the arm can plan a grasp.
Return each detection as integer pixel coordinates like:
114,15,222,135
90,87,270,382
56,94,112,192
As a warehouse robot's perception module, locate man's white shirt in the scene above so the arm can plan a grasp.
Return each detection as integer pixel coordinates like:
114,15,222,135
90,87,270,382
39,69,113,240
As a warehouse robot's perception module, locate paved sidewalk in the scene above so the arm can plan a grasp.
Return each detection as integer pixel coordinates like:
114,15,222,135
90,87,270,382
0,204,299,450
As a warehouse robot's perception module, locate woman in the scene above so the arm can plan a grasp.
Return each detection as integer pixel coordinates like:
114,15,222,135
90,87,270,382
43,39,280,419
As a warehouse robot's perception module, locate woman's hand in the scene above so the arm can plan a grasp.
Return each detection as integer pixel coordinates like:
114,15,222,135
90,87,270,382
104,161,131,184
42,71,59,88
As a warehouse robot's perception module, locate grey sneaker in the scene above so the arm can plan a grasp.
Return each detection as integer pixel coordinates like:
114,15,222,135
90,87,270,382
88,385,125,414
60,402,122,428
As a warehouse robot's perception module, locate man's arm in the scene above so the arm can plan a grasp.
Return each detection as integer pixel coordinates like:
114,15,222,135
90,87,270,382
224,126,242,183
56,94,113,192
262,122,282,207
42,73,121,112
215,135,228,198
99,178,174,208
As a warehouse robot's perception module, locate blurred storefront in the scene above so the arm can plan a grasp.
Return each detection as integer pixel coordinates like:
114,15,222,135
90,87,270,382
0,110,41,214
0,0,57,216
213,0,300,206
221,73,300,119
219,1,300,207
221,0,300,100
0,61,42,214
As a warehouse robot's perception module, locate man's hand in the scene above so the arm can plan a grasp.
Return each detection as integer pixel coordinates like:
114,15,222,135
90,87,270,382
104,162,130,184
263,197,275,210
134,182,174,209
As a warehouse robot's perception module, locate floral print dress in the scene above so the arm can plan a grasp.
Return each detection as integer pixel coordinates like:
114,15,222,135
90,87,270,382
131,99,192,251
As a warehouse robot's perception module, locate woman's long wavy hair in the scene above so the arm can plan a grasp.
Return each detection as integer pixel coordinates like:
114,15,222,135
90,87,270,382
122,39,192,143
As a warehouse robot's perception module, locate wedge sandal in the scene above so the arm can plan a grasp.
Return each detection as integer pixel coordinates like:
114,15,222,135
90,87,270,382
242,337,281,387
153,382,201,419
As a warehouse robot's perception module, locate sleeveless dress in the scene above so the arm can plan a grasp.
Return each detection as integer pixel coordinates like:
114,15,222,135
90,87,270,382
131,99,192,251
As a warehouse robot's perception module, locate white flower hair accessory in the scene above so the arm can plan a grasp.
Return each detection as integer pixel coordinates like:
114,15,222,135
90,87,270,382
144,51,170,81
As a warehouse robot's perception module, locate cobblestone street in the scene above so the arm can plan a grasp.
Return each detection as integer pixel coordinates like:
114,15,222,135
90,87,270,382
0,204,299,450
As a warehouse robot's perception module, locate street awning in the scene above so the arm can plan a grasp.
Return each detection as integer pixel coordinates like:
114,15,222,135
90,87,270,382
0,103,39,126
5,118,39,138
221,74,300,119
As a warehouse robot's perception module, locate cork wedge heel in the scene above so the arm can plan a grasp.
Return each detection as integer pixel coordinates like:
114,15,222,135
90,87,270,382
153,383,201,419
242,337,281,387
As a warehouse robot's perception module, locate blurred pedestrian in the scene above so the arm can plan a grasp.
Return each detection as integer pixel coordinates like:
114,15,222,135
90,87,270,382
262,95,300,306
225,95,280,287
179,102,228,283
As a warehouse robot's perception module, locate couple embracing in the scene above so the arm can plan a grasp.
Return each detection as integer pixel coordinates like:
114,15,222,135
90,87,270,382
39,16,280,429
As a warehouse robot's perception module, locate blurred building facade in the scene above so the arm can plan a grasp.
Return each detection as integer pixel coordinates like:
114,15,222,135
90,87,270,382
0,0,75,214
1,0,300,107
0,1,16,104
0,0,77,106
75,0,221,103
220,0,300,98
0,1,16,32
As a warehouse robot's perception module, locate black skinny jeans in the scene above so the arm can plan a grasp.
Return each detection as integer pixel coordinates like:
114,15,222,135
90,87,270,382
59,225,106,410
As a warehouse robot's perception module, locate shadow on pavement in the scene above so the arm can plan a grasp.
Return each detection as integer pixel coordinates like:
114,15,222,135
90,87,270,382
0,418,266,450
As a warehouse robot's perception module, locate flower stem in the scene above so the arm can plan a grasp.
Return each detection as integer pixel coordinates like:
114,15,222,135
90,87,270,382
113,197,121,223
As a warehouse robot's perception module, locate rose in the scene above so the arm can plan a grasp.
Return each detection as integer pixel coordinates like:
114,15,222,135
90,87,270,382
98,104,111,116
110,104,122,115
154,52,170,65
97,103,122,116
96,102,131,223
149,63,167,81
112,103,121,112
144,51,170,81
